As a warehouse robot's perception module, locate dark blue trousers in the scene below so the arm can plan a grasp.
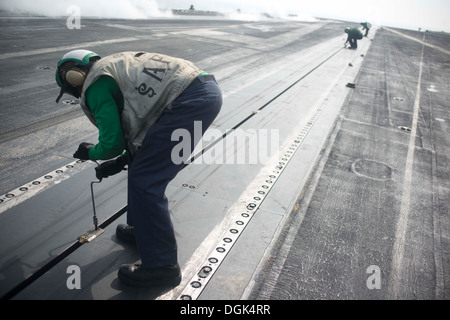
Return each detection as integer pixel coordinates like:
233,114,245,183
127,75,222,268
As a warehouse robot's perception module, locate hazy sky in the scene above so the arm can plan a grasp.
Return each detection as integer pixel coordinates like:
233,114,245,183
1,0,449,32
162,0,450,31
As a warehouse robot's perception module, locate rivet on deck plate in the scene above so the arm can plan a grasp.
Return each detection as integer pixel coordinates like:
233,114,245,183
247,203,256,210
198,266,213,278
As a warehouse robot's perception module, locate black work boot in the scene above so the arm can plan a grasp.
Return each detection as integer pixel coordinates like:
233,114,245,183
116,224,135,244
118,263,182,287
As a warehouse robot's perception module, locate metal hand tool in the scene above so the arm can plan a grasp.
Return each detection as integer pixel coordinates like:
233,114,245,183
78,161,105,243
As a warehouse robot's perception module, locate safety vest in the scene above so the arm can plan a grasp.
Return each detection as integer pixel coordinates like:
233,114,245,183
80,51,202,154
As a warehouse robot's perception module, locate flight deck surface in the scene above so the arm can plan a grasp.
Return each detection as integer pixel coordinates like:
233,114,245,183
0,13,449,301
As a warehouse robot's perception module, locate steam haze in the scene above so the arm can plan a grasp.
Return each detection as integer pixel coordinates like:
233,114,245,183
0,0,315,20
0,0,449,31
0,0,172,19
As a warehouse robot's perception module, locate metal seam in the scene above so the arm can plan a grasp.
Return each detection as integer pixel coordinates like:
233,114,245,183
177,102,327,300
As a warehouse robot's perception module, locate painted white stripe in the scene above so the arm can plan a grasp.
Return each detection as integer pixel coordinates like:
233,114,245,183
389,34,426,299
383,27,450,56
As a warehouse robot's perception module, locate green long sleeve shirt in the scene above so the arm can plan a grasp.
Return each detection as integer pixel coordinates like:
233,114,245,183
347,28,363,40
85,75,126,160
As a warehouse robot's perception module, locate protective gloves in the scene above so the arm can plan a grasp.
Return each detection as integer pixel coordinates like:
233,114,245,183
73,142,94,160
95,155,127,180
